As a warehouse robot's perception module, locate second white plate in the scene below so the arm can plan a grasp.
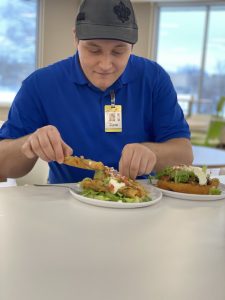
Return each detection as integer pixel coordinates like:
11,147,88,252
153,183,225,201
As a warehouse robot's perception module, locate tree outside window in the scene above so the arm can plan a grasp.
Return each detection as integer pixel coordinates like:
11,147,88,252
0,0,37,105
156,4,225,116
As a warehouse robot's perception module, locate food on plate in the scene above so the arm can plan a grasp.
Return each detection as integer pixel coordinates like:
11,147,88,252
64,155,105,171
80,167,151,203
152,165,221,195
63,155,151,203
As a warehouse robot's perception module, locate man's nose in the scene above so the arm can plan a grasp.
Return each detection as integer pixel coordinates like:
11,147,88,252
98,55,113,71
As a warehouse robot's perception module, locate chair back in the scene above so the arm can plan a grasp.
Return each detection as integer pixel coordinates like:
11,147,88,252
1,120,49,185
205,120,225,147
16,159,49,186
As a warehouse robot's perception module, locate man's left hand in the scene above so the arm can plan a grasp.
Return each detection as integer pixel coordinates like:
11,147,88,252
119,143,156,180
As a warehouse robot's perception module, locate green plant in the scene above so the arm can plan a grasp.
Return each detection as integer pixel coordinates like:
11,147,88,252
205,120,225,147
216,96,225,117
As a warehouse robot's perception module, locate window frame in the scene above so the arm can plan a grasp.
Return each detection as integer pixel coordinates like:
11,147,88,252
152,1,225,114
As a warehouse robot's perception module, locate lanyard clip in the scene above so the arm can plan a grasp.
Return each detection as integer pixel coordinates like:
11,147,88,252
110,90,115,108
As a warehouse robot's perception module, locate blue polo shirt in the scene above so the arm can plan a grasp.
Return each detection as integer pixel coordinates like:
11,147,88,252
0,52,190,183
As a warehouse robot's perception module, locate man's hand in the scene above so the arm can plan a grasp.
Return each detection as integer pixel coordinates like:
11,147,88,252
21,125,73,163
119,143,156,179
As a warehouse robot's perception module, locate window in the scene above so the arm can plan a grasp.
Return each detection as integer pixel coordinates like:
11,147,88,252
156,4,225,116
0,0,38,106
203,7,225,108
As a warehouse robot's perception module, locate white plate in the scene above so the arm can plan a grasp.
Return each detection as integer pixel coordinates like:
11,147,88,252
69,184,162,208
152,183,225,201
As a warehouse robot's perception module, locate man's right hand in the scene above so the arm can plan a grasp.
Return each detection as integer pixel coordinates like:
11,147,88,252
21,125,73,164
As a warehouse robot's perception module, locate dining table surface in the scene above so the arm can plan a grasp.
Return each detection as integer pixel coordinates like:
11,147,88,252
1,178,225,300
192,145,225,168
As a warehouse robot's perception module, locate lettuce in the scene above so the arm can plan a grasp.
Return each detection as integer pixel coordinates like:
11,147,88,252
209,187,221,195
155,167,196,183
81,189,151,203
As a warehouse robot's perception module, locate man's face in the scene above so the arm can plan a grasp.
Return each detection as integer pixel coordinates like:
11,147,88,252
77,39,132,91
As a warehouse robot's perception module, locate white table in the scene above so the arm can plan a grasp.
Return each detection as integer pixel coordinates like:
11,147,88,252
0,180,225,300
193,145,225,167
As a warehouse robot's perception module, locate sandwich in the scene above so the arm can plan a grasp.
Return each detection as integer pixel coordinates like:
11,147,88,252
152,165,221,195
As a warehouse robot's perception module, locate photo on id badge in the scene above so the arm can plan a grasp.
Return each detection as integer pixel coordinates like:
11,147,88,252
109,112,116,122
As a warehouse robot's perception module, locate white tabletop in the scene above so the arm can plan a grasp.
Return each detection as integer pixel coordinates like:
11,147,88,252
193,145,225,167
0,179,225,300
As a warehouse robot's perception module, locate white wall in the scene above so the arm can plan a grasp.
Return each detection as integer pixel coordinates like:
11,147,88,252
38,0,81,67
39,0,155,67
132,2,155,58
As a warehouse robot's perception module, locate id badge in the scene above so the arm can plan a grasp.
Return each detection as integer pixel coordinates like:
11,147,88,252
104,105,122,132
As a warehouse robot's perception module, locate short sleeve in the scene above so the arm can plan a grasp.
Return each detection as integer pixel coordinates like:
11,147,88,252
0,74,47,139
151,65,190,142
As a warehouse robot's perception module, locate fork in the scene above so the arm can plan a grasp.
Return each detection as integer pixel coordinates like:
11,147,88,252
33,183,81,192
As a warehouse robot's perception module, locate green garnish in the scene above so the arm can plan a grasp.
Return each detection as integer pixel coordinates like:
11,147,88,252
173,170,195,183
155,166,173,179
81,189,151,203
155,167,196,183
209,187,221,195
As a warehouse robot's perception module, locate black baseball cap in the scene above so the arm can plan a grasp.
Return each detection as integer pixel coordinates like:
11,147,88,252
75,0,138,44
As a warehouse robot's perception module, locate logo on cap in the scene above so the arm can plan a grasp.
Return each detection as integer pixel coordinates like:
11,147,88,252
113,1,131,23
77,12,85,21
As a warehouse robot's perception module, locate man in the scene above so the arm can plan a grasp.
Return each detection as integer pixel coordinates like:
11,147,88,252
0,0,193,183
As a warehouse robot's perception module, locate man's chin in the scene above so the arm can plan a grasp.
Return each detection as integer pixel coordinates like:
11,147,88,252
94,81,114,91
